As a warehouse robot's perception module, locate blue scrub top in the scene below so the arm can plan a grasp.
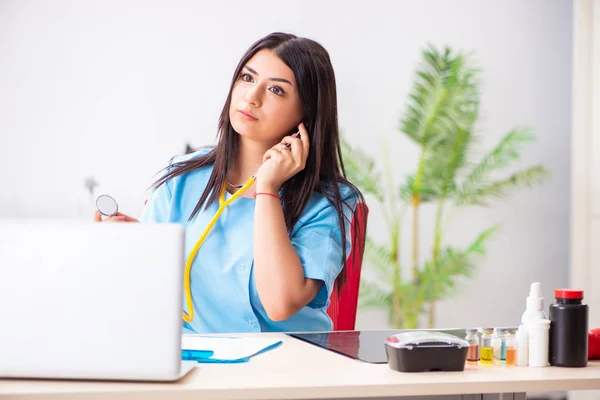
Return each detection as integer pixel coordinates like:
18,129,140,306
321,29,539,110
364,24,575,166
140,147,357,334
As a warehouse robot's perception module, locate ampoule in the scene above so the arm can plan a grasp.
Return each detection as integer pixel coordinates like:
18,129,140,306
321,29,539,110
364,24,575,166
480,328,494,365
465,328,479,365
506,327,517,366
492,328,507,365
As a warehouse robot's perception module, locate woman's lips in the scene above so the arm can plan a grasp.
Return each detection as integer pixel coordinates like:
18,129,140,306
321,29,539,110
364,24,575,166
238,110,258,121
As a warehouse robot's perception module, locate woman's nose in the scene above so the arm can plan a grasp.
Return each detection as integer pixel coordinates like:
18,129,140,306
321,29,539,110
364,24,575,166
244,83,262,107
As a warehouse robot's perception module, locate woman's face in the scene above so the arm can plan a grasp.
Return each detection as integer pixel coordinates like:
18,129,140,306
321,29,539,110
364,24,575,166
229,49,303,146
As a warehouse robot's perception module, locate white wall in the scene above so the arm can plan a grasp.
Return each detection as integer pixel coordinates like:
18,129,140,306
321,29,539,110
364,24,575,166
0,0,572,330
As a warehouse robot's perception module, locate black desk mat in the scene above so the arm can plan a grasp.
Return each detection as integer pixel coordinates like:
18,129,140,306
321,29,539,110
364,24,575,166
288,329,467,364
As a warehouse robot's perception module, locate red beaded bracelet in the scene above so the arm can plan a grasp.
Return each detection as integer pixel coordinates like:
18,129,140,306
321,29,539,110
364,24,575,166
253,192,281,200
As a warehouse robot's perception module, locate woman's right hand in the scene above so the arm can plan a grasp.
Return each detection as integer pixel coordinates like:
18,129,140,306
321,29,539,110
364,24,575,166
93,211,139,223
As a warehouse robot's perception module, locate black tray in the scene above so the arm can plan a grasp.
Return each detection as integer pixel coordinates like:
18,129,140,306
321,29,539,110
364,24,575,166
385,341,469,372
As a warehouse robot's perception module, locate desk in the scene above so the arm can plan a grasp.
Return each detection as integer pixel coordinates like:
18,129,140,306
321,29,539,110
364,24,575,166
0,332,599,400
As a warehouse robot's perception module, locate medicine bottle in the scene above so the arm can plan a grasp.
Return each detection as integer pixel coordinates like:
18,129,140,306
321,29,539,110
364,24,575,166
480,328,494,365
465,328,479,365
528,319,550,367
549,289,588,367
516,324,528,366
505,327,517,366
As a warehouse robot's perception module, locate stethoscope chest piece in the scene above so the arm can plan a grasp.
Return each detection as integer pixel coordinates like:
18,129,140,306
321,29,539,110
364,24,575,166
96,194,119,217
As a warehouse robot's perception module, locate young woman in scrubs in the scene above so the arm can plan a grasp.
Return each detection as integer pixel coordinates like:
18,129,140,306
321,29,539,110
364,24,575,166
94,32,367,334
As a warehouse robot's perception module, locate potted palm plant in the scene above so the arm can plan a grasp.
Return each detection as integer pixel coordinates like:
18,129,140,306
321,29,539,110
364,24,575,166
342,45,549,329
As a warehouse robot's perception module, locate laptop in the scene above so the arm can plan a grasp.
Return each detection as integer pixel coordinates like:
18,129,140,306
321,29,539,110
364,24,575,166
0,221,196,382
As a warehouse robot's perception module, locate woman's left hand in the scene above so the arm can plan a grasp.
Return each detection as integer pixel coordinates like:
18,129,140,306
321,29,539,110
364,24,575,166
256,122,309,193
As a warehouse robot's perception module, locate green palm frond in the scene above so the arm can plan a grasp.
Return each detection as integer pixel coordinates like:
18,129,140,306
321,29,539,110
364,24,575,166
399,174,440,203
406,125,474,202
400,49,445,145
400,45,476,148
340,136,384,201
456,165,549,206
432,248,475,300
364,237,396,283
400,44,481,203
358,280,391,309
437,111,478,181
423,126,471,196
424,226,497,300
424,251,473,300
459,128,536,195
397,281,430,309
465,225,499,255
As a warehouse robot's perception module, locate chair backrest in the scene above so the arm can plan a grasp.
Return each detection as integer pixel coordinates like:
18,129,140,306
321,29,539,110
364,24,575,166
326,202,368,331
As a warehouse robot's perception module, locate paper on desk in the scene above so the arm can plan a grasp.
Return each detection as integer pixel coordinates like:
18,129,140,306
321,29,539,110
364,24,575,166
181,335,282,363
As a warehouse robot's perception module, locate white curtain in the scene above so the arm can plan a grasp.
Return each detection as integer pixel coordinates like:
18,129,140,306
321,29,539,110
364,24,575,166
570,1,600,397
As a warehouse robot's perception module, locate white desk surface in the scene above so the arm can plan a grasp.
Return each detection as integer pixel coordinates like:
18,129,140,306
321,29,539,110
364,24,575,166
1,332,599,400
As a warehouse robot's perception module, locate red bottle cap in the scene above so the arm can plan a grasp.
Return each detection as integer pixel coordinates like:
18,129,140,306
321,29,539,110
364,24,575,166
554,289,584,299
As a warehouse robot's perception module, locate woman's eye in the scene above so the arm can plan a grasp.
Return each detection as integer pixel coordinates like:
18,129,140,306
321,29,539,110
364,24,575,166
241,73,253,82
270,86,285,96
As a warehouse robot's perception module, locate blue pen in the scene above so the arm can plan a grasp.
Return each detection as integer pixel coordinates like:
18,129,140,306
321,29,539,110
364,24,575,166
181,349,214,361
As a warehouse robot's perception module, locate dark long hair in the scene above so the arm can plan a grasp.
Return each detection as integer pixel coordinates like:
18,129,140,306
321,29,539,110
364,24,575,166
153,32,367,294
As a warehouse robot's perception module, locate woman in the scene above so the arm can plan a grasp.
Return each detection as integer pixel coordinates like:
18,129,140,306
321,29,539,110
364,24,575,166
95,32,367,334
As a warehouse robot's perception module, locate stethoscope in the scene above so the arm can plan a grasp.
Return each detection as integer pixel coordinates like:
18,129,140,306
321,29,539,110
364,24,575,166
96,178,255,323
95,134,297,323
180,176,256,323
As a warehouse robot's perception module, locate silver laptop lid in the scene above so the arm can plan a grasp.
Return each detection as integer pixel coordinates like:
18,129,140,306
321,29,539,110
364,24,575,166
0,221,186,381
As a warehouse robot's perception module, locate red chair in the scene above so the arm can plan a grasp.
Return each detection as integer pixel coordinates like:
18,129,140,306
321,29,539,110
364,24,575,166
326,202,368,331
